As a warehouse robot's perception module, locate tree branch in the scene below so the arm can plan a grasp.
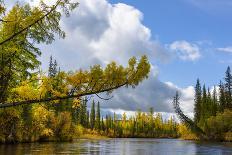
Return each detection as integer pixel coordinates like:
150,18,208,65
0,0,62,46
0,81,128,108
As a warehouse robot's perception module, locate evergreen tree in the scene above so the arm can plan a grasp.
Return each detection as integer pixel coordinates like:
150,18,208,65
219,81,226,111
200,85,207,122
101,117,105,131
212,86,218,116
86,110,89,128
78,98,87,127
53,60,58,76
224,66,232,109
48,55,58,78
48,56,53,77
207,87,213,117
194,79,202,123
90,100,95,129
95,102,101,130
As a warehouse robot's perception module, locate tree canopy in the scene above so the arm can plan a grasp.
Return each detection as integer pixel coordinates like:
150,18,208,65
0,0,151,108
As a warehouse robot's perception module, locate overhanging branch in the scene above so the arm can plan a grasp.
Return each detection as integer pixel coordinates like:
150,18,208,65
0,82,128,108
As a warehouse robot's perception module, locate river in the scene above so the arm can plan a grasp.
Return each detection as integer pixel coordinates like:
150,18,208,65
0,138,231,155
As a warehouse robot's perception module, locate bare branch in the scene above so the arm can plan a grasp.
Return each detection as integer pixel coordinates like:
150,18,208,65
95,93,113,100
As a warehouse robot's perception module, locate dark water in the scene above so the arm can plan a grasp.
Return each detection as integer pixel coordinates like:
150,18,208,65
0,138,231,155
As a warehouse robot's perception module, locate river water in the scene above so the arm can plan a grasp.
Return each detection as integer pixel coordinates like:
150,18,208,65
0,138,231,155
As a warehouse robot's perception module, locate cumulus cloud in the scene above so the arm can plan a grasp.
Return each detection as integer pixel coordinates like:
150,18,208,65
169,40,201,61
99,74,195,114
35,0,170,71
9,0,196,114
217,47,232,53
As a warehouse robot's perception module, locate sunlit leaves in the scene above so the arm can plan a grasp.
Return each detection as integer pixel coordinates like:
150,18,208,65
0,0,78,103
72,98,81,109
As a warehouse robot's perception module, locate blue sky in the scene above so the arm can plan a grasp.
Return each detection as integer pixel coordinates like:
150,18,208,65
109,0,232,87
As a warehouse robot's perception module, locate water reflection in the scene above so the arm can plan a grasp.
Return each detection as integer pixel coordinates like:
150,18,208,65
0,138,231,155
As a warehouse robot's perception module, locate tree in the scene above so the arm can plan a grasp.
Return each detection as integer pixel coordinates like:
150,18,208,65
219,81,226,111
78,98,87,127
0,1,151,109
194,79,202,123
0,0,153,143
173,91,205,139
1,55,150,108
0,0,78,103
48,56,58,78
90,100,95,129
212,86,218,116
200,84,207,122
224,66,232,109
95,102,101,130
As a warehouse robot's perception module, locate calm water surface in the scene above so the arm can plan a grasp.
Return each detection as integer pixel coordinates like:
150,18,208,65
0,138,231,155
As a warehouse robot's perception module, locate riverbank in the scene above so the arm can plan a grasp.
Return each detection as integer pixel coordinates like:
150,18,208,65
78,134,109,140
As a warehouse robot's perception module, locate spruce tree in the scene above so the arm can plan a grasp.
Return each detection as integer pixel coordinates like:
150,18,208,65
225,66,232,109
200,85,207,122
90,100,95,129
219,81,226,111
96,101,101,130
86,110,89,128
194,79,202,123
101,117,105,131
212,86,218,116
48,56,53,77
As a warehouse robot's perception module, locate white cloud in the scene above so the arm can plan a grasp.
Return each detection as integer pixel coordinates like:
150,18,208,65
97,75,195,114
165,81,195,113
217,47,232,53
169,40,201,61
35,0,171,70
9,0,195,114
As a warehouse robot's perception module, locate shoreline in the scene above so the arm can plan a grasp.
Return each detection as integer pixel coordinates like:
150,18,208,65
0,136,231,145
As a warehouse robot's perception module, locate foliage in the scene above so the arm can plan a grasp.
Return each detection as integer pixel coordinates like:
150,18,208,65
0,0,152,143
205,110,232,141
174,66,232,141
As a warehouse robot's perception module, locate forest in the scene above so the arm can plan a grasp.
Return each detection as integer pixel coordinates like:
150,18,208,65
0,0,231,144
174,67,232,141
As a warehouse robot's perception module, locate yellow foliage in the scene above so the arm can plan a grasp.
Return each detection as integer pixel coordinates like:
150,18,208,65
72,98,81,108
41,128,54,137
178,124,198,140
224,132,232,142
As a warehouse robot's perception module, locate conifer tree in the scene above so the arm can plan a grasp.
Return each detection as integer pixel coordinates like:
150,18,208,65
225,66,232,109
86,110,89,128
219,81,226,111
200,85,207,122
48,56,53,77
95,102,101,130
194,79,202,123
212,86,218,116
101,117,105,131
90,100,95,129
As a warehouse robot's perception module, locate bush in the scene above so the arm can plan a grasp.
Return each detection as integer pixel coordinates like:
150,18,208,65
205,109,232,141
177,124,198,140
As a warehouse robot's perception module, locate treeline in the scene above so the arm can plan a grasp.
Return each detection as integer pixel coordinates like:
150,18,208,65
78,100,178,138
178,66,232,141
